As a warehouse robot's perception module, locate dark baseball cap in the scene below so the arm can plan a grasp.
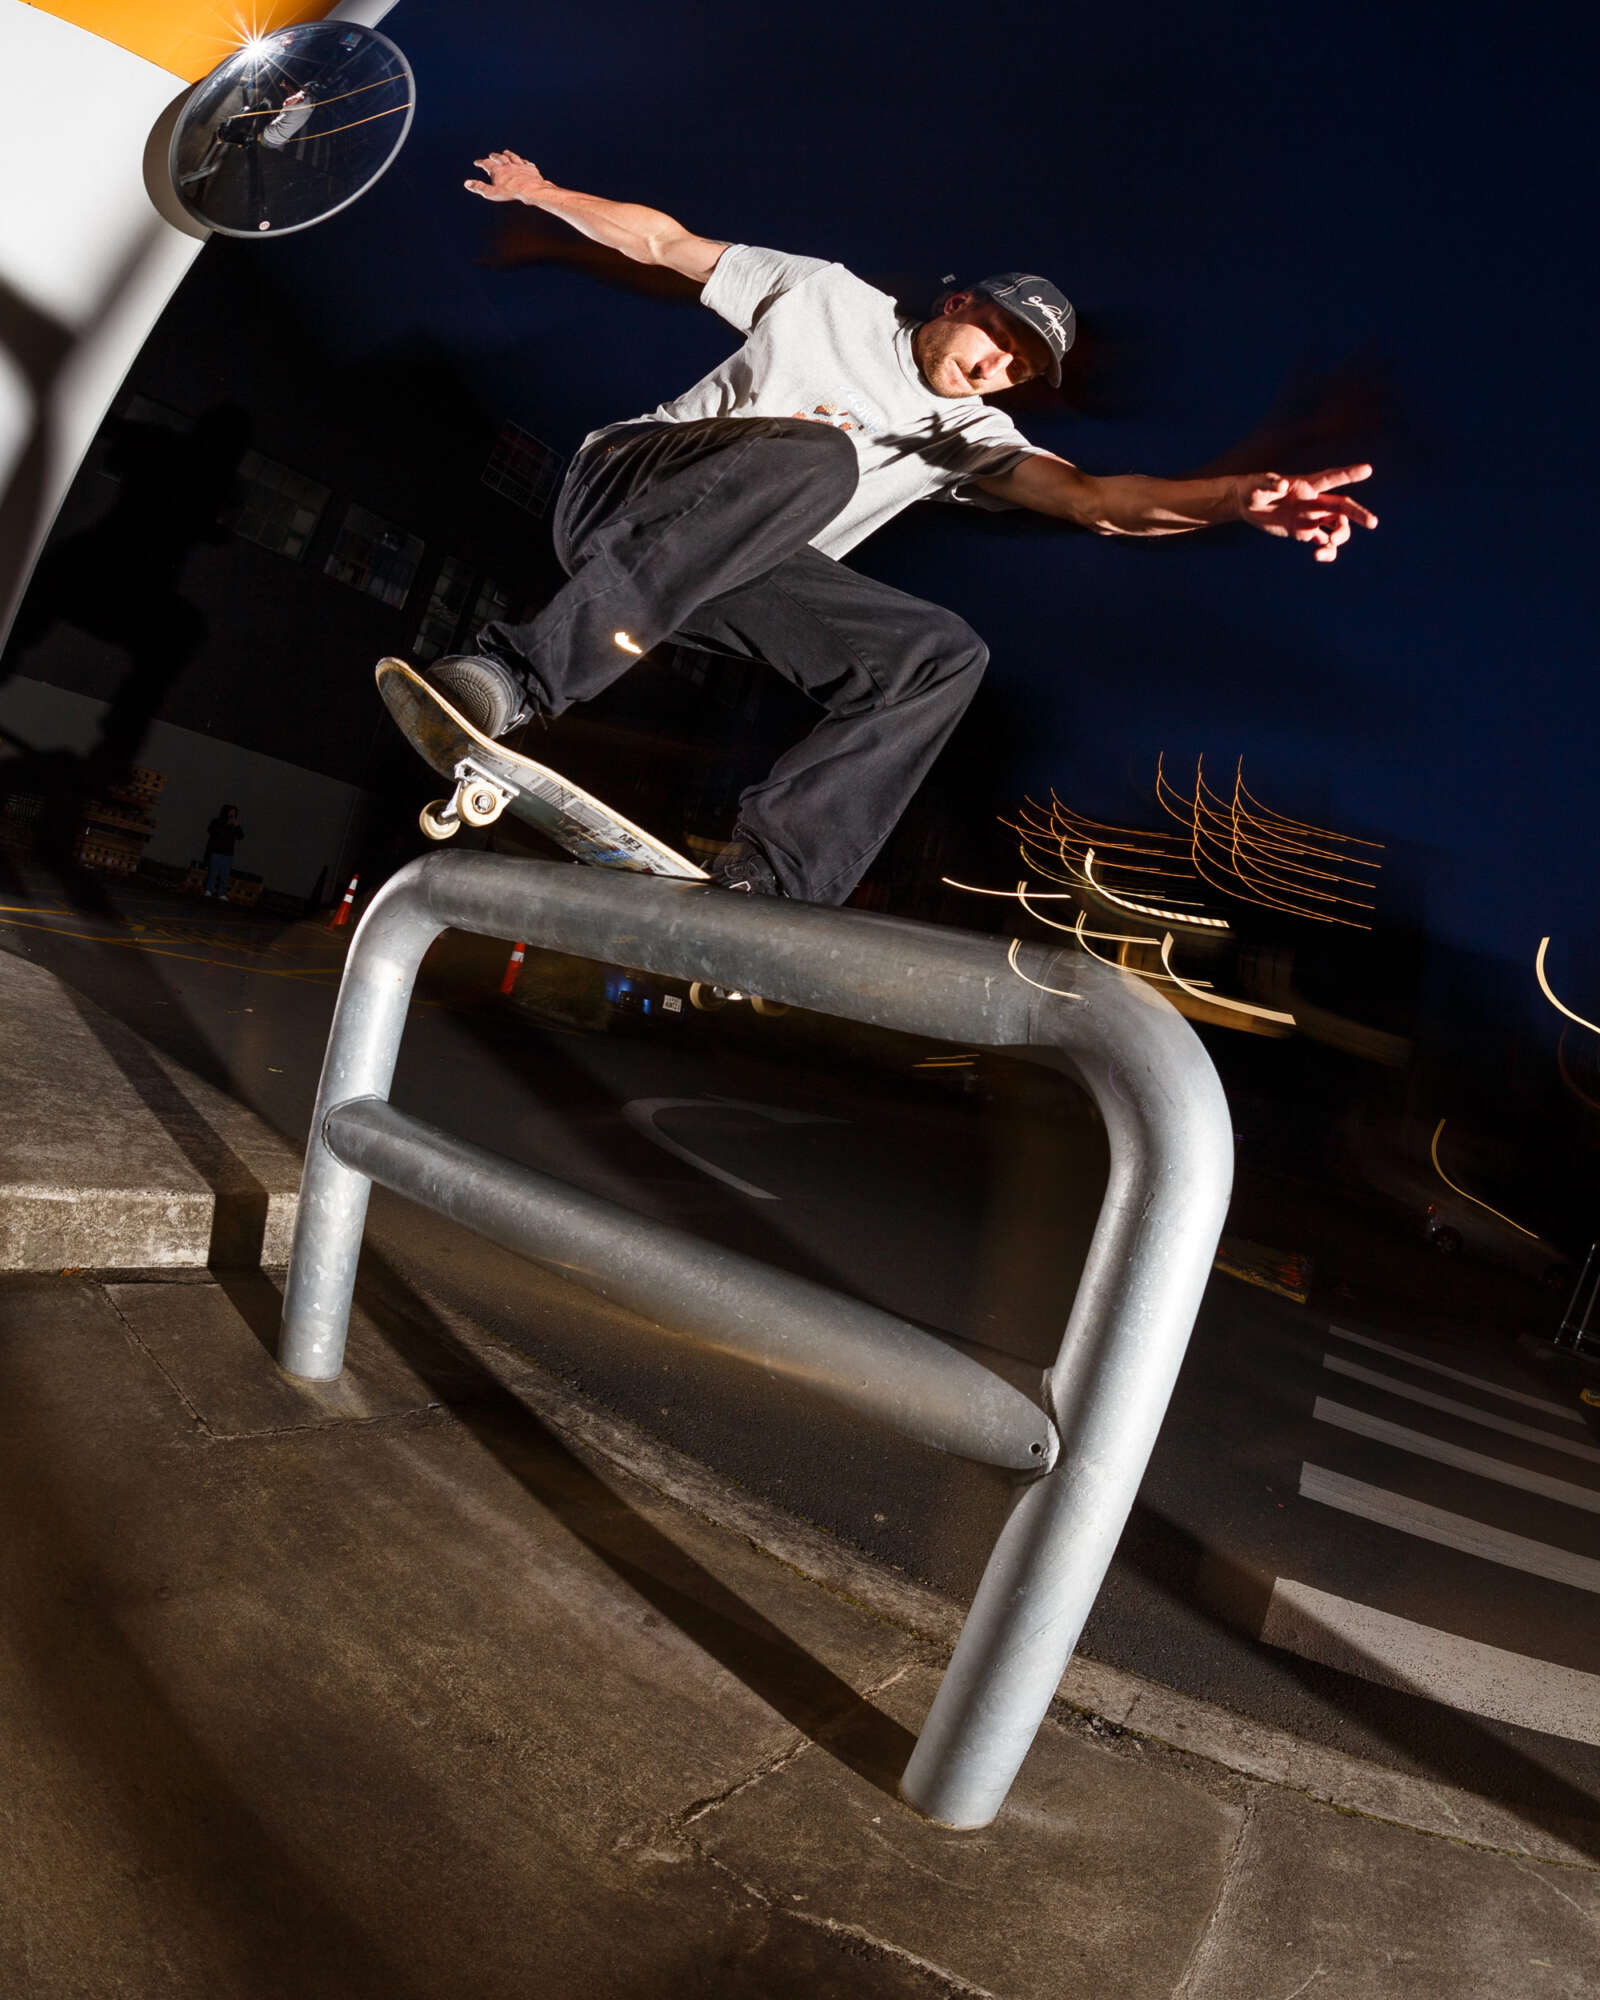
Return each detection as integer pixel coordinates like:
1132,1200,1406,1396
968,272,1075,385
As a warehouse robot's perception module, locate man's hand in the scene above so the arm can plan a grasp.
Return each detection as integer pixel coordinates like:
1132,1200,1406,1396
464,150,553,204
1238,464,1378,564
461,153,726,283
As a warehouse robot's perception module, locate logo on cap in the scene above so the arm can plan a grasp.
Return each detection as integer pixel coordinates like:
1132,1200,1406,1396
969,271,1075,382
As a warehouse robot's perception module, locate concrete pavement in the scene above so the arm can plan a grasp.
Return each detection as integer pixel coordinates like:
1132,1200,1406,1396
3,1263,1598,1996
2,935,1598,1995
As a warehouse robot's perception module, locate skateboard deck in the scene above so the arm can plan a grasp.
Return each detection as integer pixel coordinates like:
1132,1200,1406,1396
377,657,708,879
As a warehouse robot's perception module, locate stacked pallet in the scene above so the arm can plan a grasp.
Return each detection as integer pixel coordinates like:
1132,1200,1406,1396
72,766,164,876
0,789,43,855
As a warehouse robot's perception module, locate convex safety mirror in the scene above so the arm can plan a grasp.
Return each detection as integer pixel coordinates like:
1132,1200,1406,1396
170,22,414,238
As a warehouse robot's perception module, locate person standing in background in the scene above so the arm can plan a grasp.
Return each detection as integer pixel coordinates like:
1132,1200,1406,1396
202,804,244,898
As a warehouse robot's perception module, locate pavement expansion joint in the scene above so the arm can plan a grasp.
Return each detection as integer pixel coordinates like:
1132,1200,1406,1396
615,1655,924,1867
200,1404,456,1447
1171,1791,1259,1998
781,1911,1003,1999
1502,1849,1600,1929
100,1284,210,1436
614,1736,818,1862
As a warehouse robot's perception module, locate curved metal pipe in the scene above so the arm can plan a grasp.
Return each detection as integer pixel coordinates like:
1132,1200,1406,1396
278,853,1233,1826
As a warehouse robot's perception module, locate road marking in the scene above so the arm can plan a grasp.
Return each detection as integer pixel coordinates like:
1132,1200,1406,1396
0,912,342,981
1299,1464,1600,1594
1260,1578,1600,1747
1314,1398,1600,1512
1322,1355,1600,1465
621,1096,848,1201
1327,1324,1584,1424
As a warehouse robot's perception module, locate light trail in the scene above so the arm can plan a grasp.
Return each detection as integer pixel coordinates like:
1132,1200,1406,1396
1072,912,1212,987
1157,933,1295,1024
1005,938,1083,999
1082,850,1228,928
1536,936,1600,1037
940,876,1076,899
1428,1118,1543,1240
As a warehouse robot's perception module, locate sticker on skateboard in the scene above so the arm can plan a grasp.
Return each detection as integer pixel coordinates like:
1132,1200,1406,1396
377,657,707,879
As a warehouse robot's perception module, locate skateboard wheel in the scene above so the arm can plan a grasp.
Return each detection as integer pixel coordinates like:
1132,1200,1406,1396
419,801,458,841
750,996,790,1018
688,981,730,1012
459,784,505,827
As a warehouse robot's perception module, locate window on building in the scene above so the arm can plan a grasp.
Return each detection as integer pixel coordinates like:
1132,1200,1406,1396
324,504,425,609
119,395,192,435
229,450,331,561
470,576,512,630
481,422,562,516
412,556,474,663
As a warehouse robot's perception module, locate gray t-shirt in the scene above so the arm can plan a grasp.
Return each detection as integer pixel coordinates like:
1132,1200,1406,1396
582,245,1044,559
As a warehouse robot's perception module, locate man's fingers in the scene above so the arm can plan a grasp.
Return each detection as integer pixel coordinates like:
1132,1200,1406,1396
1247,476,1290,505
1293,492,1378,529
1306,462,1372,493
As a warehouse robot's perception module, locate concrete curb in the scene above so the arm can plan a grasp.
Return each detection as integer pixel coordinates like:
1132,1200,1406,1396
0,951,301,1269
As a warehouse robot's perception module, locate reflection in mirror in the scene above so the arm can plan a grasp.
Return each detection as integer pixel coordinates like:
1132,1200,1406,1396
169,22,414,239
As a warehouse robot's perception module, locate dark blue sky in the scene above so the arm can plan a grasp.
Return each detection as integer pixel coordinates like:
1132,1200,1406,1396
255,0,1594,1021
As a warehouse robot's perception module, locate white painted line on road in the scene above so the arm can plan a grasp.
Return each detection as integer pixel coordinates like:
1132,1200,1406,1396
1327,1325,1585,1424
1299,1464,1600,1594
1322,1354,1600,1465
1260,1577,1600,1747
620,1096,847,1201
1314,1398,1600,1513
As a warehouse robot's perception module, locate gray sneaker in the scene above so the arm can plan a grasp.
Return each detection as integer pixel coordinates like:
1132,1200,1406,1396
424,653,538,740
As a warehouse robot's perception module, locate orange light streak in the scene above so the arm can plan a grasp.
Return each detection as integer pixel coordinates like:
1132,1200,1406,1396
1429,1120,1542,1240
1535,937,1600,1037
1157,934,1296,1024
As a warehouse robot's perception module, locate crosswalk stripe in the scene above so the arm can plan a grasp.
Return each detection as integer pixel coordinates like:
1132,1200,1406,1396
1260,1578,1600,1746
1298,1464,1600,1593
1327,1325,1584,1424
1322,1355,1600,1465
1315,1398,1600,1512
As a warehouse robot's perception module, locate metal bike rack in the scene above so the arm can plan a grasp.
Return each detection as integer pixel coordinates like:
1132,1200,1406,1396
280,852,1233,1828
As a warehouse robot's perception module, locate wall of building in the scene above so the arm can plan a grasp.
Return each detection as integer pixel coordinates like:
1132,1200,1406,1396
0,0,205,647
0,0,402,654
0,670,374,897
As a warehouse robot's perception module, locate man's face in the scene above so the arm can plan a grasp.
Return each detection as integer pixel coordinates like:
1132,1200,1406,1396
914,294,1054,398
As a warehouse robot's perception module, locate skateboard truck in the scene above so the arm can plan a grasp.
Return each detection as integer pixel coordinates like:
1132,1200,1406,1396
420,759,516,841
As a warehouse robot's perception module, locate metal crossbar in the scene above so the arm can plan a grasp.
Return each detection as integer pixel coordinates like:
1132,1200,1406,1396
279,852,1233,1828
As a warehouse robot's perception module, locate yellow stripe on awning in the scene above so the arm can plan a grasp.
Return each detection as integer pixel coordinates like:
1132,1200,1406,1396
23,2,331,82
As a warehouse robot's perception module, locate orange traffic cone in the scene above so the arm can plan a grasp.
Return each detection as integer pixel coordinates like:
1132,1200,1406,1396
499,941,527,994
327,873,359,929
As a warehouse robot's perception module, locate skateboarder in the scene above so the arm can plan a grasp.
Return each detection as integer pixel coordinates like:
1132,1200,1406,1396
427,151,1377,904
201,803,244,898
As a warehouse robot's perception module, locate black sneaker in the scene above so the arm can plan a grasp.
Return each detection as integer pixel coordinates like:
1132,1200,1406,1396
424,653,538,740
709,835,784,896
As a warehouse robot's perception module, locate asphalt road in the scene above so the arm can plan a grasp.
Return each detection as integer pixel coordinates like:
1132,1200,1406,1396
4,862,1597,1830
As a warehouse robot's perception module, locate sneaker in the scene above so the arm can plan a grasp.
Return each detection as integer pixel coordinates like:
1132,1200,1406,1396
424,653,538,741
708,834,784,896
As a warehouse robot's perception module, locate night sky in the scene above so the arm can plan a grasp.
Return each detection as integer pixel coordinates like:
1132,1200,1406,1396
241,0,1593,1032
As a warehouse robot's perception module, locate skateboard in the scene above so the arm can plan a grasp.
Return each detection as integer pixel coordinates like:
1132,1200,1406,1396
376,657,708,879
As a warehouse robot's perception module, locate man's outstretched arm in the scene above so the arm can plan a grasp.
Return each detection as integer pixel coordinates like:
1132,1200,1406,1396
464,151,727,285
975,453,1378,564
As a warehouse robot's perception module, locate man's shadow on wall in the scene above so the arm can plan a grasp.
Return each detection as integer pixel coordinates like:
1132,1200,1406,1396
2,402,250,787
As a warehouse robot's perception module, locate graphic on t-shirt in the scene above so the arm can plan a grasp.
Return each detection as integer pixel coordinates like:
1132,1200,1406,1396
790,386,883,437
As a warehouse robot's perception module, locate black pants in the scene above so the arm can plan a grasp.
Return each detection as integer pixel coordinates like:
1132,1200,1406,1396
480,417,989,905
